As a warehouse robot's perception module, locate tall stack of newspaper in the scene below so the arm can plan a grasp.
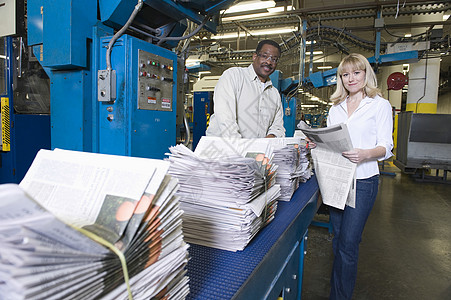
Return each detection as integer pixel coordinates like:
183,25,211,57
167,137,280,252
266,137,312,201
0,149,190,299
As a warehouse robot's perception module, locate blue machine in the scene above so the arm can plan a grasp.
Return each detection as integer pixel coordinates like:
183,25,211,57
192,91,212,149
0,37,51,184
26,0,235,159
270,70,298,137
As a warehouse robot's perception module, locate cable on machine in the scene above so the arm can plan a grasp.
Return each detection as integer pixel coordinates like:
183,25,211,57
106,0,144,72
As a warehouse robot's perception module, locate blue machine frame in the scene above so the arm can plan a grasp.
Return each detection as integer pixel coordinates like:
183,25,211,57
27,0,235,159
270,70,298,137
0,37,51,184
192,91,212,150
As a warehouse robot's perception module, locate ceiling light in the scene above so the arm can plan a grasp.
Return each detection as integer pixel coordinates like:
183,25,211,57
253,27,296,35
211,27,297,39
267,5,293,13
222,1,275,15
404,33,412,37
305,51,323,55
317,66,332,70
443,14,450,21
222,12,273,22
211,32,239,39
302,104,319,108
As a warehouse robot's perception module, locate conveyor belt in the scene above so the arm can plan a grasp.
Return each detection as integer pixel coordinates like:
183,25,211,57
187,176,319,300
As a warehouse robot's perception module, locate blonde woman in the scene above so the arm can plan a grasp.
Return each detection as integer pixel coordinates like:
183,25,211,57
327,53,393,300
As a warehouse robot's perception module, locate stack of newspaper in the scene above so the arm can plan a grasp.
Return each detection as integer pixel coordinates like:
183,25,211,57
167,137,280,252
0,149,189,299
266,137,312,201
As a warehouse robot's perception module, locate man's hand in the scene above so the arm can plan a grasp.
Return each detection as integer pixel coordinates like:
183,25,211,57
265,134,276,138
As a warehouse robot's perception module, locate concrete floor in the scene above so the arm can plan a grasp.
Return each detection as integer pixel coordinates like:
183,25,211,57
302,164,451,300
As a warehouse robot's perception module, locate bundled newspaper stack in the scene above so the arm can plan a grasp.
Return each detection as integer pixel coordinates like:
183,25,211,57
0,149,189,300
167,137,280,252
267,137,312,201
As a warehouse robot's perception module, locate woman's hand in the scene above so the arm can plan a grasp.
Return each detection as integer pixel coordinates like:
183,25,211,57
342,148,369,163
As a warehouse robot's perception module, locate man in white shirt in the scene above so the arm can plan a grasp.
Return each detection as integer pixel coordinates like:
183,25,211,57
206,40,285,138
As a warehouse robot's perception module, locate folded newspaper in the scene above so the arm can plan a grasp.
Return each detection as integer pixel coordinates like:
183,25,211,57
0,149,189,300
301,123,356,210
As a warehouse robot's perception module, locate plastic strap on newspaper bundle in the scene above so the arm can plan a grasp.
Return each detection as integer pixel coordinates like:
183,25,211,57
261,175,269,228
76,227,133,300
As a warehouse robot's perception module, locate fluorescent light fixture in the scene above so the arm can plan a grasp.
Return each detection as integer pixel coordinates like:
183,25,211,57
221,2,294,22
443,14,450,21
212,27,297,39
302,104,319,108
317,66,332,69
211,32,239,39
222,12,270,22
267,5,293,13
404,33,412,37
222,1,275,15
253,27,296,35
198,71,211,75
305,51,323,55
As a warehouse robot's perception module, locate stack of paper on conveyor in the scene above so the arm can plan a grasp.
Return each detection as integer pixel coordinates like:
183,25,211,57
264,137,311,201
0,149,189,300
167,137,280,252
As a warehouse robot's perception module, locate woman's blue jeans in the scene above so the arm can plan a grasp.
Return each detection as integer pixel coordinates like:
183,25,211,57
329,175,380,300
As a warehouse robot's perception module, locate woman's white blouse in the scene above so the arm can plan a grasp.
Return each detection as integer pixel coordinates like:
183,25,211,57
327,95,394,179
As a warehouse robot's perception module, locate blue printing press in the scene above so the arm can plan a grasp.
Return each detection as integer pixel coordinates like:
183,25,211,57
187,176,319,300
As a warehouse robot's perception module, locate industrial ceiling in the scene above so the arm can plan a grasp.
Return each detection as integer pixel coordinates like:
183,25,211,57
186,0,451,97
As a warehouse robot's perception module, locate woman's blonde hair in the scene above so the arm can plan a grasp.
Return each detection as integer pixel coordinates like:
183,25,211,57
330,53,381,104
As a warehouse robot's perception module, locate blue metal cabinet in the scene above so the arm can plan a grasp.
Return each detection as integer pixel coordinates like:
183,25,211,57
192,91,212,149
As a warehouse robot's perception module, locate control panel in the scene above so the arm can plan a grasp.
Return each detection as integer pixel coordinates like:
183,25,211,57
138,49,174,111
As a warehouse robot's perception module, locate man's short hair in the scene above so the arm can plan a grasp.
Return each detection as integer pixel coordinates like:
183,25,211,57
255,40,281,56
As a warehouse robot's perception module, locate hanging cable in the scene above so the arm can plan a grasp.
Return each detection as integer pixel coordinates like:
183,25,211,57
156,16,210,46
106,0,143,71
395,0,407,19
415,52,428,113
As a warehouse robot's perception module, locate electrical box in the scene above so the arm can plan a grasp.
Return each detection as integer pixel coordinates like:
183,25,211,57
98,34,177,159
137,50,175,111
